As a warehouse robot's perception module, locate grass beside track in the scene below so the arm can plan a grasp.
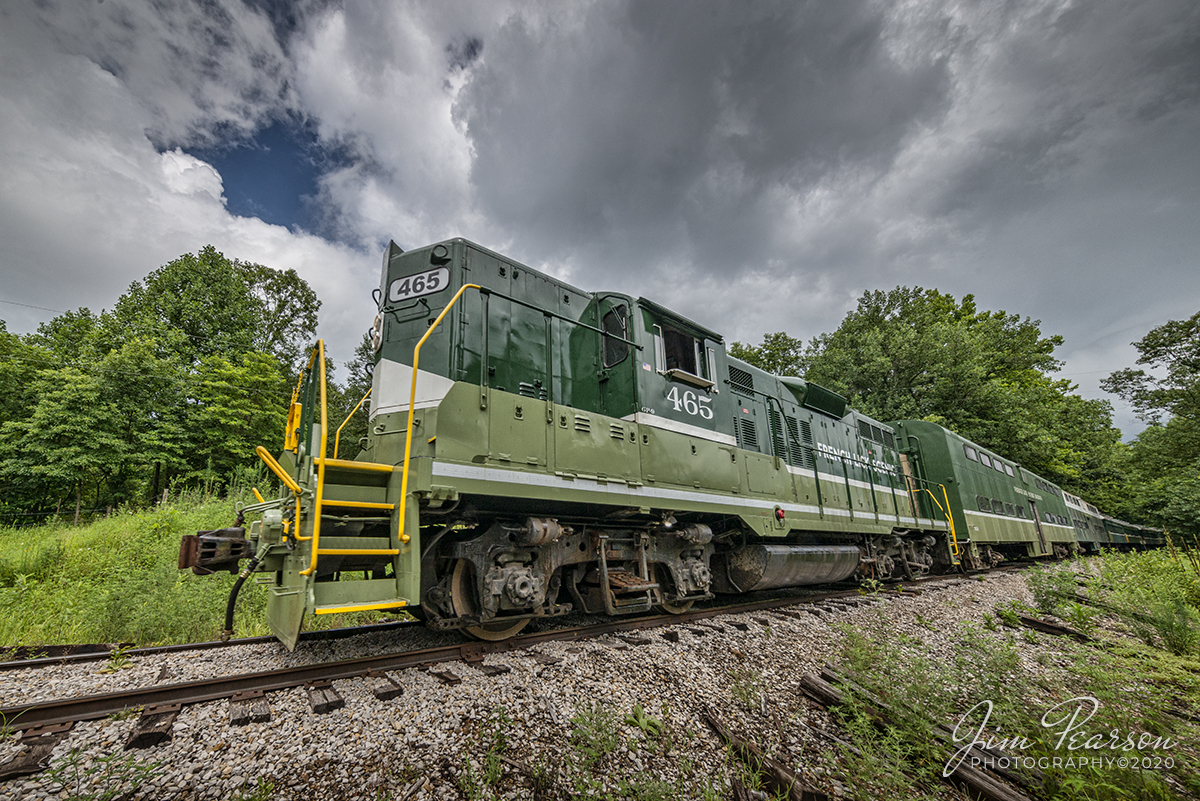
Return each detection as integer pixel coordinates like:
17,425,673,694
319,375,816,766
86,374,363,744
0,493,395,647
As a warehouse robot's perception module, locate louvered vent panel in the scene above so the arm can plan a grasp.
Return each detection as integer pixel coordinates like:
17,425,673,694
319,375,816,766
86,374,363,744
609,423,624,440
858,420,873,440
738,418,758,450
573,415,590,433
518,382,549,400
798,419,815,468
768,408,786,460
871,424,884,444
729,366,754,393
785,416,803,467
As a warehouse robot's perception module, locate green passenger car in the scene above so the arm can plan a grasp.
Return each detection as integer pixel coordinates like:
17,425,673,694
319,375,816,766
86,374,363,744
890,420,1077,567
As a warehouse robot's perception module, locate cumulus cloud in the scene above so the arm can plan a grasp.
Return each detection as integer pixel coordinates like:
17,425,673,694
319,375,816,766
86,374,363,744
0,0,375,363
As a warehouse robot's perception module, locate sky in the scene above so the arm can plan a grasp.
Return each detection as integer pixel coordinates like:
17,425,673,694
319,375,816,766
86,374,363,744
1,0,1197,438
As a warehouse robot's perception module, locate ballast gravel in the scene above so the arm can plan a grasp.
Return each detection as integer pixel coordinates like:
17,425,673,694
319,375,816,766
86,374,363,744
0,573,1039,801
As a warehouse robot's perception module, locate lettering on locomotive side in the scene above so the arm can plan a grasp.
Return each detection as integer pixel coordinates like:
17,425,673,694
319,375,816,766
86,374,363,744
388,267,450,303
815,441,893,471
664,386,713,419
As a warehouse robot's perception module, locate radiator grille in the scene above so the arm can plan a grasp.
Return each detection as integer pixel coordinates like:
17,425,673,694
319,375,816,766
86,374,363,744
728,366,754,393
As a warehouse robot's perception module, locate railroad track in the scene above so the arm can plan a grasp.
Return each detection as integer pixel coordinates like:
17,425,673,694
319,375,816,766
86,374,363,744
0,568,1019,749
0,618,422,672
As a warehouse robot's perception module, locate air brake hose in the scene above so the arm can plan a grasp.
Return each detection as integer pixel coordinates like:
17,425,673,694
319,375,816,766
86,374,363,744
222,549,265,642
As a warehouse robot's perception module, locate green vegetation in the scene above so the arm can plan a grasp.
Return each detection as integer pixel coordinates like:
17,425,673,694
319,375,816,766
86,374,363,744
1102,311,1200,538
45,748,163,801
459,707,514,801
728,669,764,712
0,494,391,645
0,245,372,528
1097,549,1200,656
820,553,1200,801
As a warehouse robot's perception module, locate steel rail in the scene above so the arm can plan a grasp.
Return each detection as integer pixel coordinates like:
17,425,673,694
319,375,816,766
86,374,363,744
0,620,422,672
0,569,1017,732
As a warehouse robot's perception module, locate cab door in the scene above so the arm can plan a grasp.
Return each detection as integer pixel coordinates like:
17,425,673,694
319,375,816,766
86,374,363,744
597,295,637,419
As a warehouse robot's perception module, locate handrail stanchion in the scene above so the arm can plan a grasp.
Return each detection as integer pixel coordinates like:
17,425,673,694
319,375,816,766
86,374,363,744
396,284,481,546
300,341,329,577
334,388,372,459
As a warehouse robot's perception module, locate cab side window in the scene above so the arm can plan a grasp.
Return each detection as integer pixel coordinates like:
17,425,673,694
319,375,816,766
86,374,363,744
602,304,629,367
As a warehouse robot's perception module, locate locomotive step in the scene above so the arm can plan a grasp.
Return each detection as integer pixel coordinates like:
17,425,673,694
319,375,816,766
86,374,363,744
313,599,409,615
604,570,659,594
312,578,409,615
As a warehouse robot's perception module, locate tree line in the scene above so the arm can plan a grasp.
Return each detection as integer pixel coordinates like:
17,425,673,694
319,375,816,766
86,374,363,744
731,288,1200,538
0,246,371,524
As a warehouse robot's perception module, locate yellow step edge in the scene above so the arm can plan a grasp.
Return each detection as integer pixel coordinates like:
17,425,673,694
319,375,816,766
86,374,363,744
320,500,395,510
317,458,394,473
316,548,400,556
313,600,408,615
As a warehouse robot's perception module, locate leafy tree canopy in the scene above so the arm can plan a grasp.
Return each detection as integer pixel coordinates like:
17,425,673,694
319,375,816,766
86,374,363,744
0,246,329,521
1102,311,1200,536
95,245,319,369
1102,310,1200,426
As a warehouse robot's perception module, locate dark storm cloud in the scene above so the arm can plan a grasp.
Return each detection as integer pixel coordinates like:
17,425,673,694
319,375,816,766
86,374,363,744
454,1,951,280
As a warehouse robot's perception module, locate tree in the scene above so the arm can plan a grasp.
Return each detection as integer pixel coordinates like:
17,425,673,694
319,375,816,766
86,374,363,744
0,320,47,426
237,261,321,371
1102,311,1200,535
729,332,805,376
0,246,325,517
189,352,290,482
1102,310,1200,426
0,366,127,522
25,308,98,364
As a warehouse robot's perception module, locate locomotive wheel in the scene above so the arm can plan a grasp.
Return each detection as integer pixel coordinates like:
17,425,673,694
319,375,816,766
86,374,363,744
654,566,694,615
450,559,530,641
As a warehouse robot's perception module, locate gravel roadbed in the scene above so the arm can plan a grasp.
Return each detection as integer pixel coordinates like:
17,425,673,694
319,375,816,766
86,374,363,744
1,573,1038,800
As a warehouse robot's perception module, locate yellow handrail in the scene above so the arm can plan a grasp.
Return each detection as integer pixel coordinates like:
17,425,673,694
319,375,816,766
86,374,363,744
300,340,329,577
941,483,961,558
255,446,303,496
334,388,372,459
917,486,961,561
397,283,481,546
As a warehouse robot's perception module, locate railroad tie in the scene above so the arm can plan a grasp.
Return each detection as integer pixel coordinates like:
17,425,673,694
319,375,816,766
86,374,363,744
366,671,404,701
478,664,512,677
306,681,345,714
0,724,74,781
428,668,462,685
125,703,181,749
229,690,272,725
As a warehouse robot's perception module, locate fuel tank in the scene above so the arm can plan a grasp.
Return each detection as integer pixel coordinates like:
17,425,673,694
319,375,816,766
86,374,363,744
711,544,860,593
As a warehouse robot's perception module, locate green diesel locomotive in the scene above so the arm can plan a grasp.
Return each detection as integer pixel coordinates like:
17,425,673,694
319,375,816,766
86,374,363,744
179,238,1142,648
